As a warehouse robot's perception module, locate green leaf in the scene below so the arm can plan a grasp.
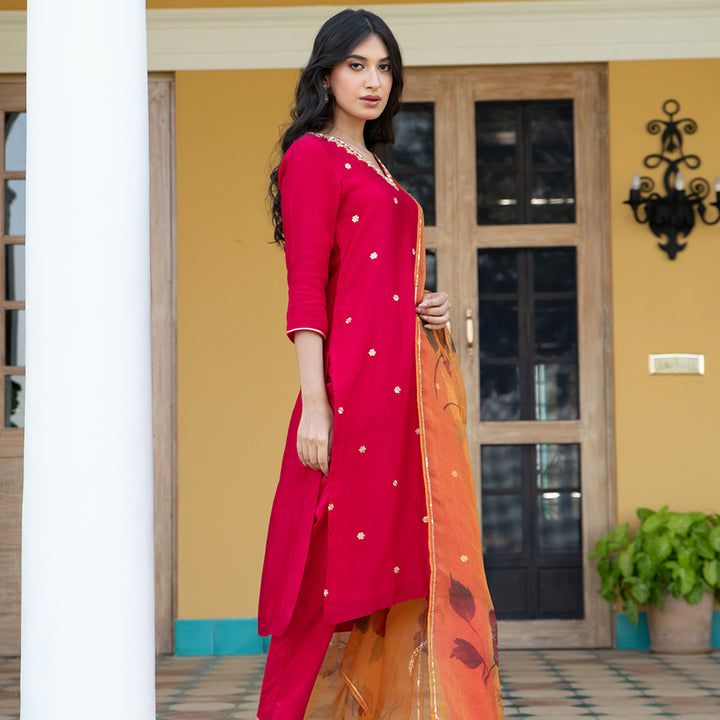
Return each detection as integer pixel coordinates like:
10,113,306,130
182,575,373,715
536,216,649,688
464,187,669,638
622,596,639,625
703,560,720,588
696,538,715,560
709,525,720,552
617,547,635,578
643,511,667,534
646,534,672,565
636,507,654,523
675,567,696,595
667,513,693,537
630,581,650,605
685,584,706,605
649,586,665,609
635,552,654,580
589,538,609,560
675,544,694,569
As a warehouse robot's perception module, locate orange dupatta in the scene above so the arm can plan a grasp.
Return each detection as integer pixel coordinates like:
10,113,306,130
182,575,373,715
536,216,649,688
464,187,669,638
304,210,503,720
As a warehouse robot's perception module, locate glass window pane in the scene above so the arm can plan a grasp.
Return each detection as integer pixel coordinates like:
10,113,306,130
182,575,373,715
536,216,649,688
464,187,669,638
482,495,523,554
537,492,581,554
4,112,26,172
480,364,520,421
398,174,435,226
478,249,518,294
534,363,579,421
6,309,25,366
6,245,25,302
529,170,576,224
392,104,435,167
481,444,523,490
479,301,518,359
477,168,518,225
4,179,26,236
425,249,437,293
476,100,576,226
535,298,577,358
476,102,517,165
534,248,576,293
535,444,580,489
5,374,24,428
529,102,574,165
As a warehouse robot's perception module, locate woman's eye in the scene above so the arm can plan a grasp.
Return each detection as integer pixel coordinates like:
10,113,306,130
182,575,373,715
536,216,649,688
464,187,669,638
349,62,364,70
379,64,392,72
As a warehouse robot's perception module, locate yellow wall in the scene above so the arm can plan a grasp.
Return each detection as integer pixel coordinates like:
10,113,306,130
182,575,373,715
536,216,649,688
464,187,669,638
608,59,720,525
175,69,299,618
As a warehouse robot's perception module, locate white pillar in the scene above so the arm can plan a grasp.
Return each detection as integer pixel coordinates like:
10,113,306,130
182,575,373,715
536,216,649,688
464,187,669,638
21,2,155,719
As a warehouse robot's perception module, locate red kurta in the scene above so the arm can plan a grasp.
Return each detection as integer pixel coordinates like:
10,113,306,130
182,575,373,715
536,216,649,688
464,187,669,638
259,133,430,636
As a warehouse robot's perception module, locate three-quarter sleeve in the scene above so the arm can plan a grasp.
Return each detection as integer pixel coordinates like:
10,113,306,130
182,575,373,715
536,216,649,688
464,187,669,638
280,136,341,341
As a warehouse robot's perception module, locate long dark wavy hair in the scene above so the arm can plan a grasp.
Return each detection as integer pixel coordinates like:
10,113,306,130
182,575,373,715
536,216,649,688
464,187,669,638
269,9,404,246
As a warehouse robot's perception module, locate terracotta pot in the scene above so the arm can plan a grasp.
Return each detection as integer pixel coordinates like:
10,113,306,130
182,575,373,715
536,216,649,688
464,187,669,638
646,592,714,654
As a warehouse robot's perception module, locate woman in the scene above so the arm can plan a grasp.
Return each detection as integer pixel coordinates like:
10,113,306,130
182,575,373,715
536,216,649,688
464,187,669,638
258,9,503,720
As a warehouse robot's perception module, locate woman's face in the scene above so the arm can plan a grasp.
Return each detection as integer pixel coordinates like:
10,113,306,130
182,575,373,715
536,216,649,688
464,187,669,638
327,34,393,129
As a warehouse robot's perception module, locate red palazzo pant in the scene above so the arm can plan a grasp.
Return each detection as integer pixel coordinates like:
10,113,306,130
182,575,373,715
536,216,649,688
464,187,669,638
257,481,337,720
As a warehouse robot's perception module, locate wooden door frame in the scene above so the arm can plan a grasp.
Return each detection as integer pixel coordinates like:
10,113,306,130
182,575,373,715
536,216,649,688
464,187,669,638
149,73,177,655
403,65,616,648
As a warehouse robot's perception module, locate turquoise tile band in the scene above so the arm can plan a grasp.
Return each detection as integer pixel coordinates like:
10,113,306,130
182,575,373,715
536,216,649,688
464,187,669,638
617,610,720,649
175,612,720,654
175,618,268,656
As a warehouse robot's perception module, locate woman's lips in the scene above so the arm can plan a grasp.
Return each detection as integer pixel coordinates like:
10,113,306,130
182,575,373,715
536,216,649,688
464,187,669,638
360,96,381,107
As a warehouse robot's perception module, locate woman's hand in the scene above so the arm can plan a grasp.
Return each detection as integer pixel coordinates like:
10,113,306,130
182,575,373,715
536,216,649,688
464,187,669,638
293,330,333,474
297,396,333,475
416,291,451,330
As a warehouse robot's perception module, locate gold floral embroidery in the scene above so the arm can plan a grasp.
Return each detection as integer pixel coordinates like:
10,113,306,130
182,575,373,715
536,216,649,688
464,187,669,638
393,566,400,574
393,294,399,301
423,516,429,524
368,349,376,356
323,589,329,597
345,162,351,169
411,248,416,255
352,214,359,223
345,317,352,324
415,428,421,435
328,503,335,511
451,470,458,477
311,133,398,189
393,197,398,204
359,445,367,453
357,532,365,540
460,555,469,563
338,407,344,414
392,479,398,487
394,386,401,394
370,251,378,259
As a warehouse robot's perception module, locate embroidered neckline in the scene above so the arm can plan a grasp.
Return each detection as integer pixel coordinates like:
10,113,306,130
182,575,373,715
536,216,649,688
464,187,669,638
311,132,398,190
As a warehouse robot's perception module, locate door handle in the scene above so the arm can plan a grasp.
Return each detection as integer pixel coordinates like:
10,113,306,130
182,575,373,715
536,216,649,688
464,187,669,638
465,308,474,356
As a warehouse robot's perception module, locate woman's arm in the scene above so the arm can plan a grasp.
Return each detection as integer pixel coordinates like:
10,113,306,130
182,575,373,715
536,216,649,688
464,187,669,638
416,291,451,330
294,330,333,475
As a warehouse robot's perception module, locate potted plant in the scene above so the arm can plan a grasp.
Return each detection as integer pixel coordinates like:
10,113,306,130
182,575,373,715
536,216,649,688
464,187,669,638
590,506,720,653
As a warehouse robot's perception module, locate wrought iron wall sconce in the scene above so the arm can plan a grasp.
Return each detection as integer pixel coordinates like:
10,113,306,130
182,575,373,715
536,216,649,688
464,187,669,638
624,99,720,259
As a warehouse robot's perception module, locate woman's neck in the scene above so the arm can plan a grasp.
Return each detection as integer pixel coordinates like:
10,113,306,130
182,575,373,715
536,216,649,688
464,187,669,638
326,117,367,150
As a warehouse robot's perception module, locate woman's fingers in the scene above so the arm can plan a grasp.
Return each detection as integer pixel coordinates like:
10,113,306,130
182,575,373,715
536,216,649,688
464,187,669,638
417,291,451,328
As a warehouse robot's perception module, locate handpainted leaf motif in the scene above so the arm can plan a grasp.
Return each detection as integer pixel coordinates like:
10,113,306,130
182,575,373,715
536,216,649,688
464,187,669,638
371,608,389,637
489,609,499,666
449,574,476,622
450,638,484,669
355,615,371,633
